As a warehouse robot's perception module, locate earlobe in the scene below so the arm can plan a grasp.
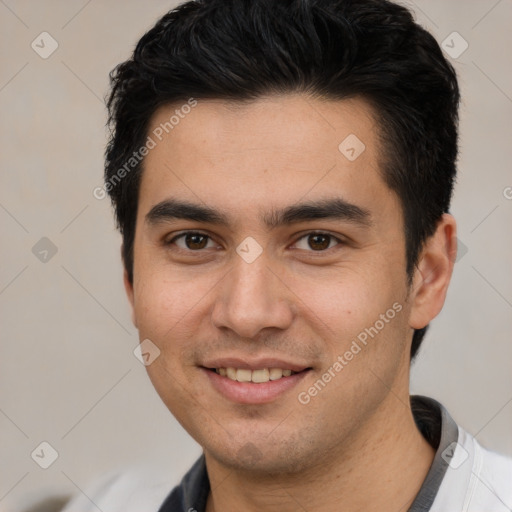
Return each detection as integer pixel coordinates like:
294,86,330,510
121,245,137,329
408,214,457,330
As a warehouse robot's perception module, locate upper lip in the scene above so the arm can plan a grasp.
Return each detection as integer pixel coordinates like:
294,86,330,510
201,357,311,372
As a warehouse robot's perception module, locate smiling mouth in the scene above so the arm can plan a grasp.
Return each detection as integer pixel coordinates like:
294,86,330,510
204,367,312,383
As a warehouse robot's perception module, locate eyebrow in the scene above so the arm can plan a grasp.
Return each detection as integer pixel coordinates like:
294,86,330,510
145,197,372,230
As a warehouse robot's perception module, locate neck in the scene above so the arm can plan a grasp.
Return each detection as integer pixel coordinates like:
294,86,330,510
204,392,435,512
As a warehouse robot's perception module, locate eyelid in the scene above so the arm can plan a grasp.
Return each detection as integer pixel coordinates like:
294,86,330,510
166,230,218,248
291,230,345,253
292,229,344,240
165,230,345,252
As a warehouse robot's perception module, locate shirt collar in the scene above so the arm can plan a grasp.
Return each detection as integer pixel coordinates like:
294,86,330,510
407,395,460,511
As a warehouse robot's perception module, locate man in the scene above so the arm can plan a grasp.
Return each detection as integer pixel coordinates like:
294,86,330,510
63,0,512,510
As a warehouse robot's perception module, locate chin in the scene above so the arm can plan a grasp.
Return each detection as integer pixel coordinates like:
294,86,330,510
206,437,317,476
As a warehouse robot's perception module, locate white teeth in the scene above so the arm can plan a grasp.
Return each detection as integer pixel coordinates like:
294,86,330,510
236,368,252,382
251,368,269,383
269,368,283,380
216,367,298,383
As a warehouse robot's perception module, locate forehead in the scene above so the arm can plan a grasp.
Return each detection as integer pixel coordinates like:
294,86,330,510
137,94,396,227
146,94,379,155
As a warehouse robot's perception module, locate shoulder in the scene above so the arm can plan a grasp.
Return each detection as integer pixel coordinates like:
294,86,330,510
471,435,512,510
433,425,512,512
61,465,178,512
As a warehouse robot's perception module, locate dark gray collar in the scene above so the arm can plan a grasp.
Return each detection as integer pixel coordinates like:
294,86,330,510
158,394,459,512
407,395,459,511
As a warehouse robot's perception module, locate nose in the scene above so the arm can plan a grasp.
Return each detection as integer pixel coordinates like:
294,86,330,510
211,250,295,340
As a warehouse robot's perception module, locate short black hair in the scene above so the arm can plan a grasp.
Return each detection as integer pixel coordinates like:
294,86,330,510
104,0,460,362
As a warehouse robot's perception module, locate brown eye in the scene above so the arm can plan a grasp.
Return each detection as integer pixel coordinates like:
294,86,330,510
167,231,215,251
294,232,342,252
308,234,331,250
184,233,209,250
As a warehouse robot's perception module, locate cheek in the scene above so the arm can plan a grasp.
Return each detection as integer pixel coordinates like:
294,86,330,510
290,267,396,332
289,264,409,378
131,267,220,384
132,272,209,412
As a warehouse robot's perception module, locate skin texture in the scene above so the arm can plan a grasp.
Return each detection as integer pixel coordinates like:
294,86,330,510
123,94,457,511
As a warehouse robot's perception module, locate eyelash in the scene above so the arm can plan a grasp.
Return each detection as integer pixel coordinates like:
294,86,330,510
164,230,344,254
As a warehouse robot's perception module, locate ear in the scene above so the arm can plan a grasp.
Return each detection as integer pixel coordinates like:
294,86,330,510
121,244,137,329
408,213,457,330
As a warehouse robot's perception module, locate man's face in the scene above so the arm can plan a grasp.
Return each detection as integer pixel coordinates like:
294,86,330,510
125,95,415,473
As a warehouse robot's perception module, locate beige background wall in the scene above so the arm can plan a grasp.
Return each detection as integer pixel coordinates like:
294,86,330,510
1,0,511,510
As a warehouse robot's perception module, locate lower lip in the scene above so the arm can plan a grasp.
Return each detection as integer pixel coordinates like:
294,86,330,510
201,368,311,404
